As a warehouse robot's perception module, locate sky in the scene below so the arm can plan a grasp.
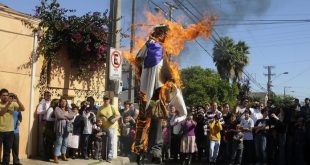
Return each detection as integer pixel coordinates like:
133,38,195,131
1,0,309,100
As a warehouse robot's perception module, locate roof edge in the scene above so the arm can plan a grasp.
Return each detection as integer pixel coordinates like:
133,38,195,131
0,3,40,23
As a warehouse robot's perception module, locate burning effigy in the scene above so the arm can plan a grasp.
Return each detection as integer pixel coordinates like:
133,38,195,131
124,11,216,164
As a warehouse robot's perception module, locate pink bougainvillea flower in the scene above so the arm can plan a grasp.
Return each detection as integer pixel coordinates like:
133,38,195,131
97,54,102,60
102,46,108,53
71,32,82,43
90,64,97,71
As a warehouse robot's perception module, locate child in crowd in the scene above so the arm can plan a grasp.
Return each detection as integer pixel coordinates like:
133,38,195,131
180,114,197,165
67,105,83,159
93,119,105,160
81,103,96,160
120,115,134,156
229,124,244,165
162,119,170,161
224,114,238,159
240,109,254,165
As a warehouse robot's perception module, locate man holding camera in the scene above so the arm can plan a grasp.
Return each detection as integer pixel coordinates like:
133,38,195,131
0,89,25,165
97,96,121,163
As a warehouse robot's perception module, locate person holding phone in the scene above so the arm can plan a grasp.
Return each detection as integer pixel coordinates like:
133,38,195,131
0,89,25,165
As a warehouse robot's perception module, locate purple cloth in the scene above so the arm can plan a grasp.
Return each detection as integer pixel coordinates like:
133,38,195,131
144,40,163,68
183,120,196,136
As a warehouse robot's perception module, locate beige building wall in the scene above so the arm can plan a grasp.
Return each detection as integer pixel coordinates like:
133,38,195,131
0,5,42,159
0,4,108,159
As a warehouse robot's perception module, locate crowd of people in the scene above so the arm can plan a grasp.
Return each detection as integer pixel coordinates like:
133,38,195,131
36,91,126,164
1,87,310,165
36,92,310,165
164,98,310,165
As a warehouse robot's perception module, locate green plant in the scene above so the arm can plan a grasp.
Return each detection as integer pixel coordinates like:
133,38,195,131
181,66,239,107
35,0,110,76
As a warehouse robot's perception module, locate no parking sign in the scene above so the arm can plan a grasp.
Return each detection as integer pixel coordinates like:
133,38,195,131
109,48,122,80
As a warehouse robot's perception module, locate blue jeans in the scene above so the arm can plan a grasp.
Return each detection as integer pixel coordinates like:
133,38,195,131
209,140,220,162
256,134,267,164
54,131,69,156
107,128,116,160
230,142,243,165
82,134,91,157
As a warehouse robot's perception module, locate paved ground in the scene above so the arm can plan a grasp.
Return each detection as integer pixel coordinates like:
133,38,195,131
20,156,213,165
19,158,213,165
20,157,132,165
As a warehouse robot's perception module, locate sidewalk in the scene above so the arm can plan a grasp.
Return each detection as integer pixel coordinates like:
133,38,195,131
21,156,132,165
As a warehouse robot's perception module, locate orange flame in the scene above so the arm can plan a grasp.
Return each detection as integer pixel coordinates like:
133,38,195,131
123,11,217,88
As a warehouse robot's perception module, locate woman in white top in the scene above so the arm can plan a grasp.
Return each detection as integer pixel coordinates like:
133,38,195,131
43,99,58,161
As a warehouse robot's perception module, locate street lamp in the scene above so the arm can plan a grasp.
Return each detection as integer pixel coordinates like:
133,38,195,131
267,71,289,99
272,72,289,81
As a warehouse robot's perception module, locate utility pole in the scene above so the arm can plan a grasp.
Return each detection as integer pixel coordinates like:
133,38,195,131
264,66,275,99
164,2,178,21
164,2,177,61
128,0,135,103
107,0,122,96
109,0,122,49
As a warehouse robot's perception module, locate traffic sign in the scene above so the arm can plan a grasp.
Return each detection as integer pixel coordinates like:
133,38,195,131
109,48,122,80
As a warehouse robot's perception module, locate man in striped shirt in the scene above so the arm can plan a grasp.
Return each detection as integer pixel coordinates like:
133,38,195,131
206,102,224,163
206,102,224,125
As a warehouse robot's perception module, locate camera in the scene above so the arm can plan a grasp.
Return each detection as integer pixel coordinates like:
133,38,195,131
9,94,16,99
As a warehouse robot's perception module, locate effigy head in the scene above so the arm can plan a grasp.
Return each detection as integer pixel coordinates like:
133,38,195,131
151,24,169,43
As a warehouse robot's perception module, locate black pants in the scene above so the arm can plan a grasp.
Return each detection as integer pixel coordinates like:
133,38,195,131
243,140,254,165
43,121,55,160
171,133,181,160
0,131,14,165
12,133,20,164
102,135,109,160
120,135,131,155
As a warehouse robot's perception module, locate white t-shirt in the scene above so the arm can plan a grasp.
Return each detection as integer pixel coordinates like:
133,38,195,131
46,107,55,121
251,108,263,124
170,115,184,135
240,118,254,140
36,99,51,120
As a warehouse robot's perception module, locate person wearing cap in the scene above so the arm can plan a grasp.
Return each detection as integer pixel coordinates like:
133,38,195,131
97,96,121,162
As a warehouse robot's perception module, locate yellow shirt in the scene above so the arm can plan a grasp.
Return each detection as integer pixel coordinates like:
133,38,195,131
97,105,120,129
0,102,19,132
208,120,223,141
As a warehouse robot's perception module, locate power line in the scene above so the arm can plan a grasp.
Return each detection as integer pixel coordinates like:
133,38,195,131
278,65,310,85
222,19,310,22
148,0,267,93
215,20,310,26
175,0,267,92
